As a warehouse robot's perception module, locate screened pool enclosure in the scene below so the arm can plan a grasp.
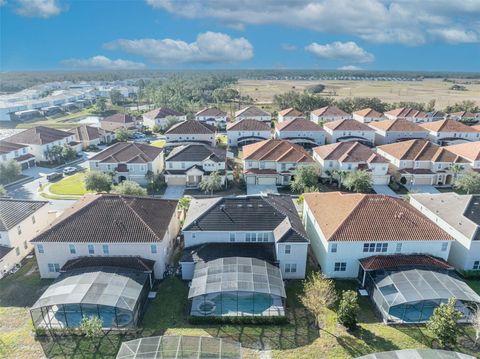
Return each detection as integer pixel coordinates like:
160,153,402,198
31,267,150,329
188,257,286,317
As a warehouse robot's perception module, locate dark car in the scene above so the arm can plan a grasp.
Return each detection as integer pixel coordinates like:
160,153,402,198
46,172,63,182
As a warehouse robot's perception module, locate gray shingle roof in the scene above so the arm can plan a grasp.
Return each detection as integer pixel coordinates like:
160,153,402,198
181,243,276,263
69,125,112,142
61,256,156,272
0,199,48,231
0,245,14,260
90,142,163,163
165,144,226,162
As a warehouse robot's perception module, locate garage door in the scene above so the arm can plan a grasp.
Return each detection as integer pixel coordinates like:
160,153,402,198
246,176,256,184
257,177,277,185
167,176,186,185
413,176,433,185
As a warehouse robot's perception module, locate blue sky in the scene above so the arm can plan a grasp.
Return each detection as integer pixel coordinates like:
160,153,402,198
1,0,479,72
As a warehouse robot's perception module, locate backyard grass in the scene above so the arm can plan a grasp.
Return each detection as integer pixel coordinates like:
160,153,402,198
150,139,166,148
48,171,91,196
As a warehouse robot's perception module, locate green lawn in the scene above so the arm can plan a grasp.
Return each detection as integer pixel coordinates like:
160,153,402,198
150,139,166,148
48,171,92,196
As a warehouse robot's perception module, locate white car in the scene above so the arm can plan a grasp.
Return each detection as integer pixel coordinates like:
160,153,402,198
63,167,77,175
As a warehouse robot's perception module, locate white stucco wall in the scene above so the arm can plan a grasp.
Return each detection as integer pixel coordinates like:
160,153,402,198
324,128,375,144
227,129,271,147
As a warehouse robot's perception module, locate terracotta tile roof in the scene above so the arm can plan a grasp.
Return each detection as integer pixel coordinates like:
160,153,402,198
369,119,427,132
472,125,480,131
311,106,349,117
323,119,373,131
303,192,453,242
69,125,112,142
313,142,388,163
0,199,48,231
353,108,383,118
378,139,469,163
276,118,324,132
419,119,480,133
243,139,314,163
385,107,428,118
90,142,163,164
0,140,28,155
235,106,270,117
143,107,184,119
32,194,178,243
445,141,480,161
227,119,271,131
195,107,227,117
165,120,215,135
359,254,453,271
278,107,303,117
5,126,72,145
102,113,137,124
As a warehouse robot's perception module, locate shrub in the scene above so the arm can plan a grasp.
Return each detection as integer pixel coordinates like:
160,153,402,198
337,290,359,330
84,171,112,193
79,316,103,338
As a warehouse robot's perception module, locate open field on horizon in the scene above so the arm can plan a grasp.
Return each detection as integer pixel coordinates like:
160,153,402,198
236,79,480,110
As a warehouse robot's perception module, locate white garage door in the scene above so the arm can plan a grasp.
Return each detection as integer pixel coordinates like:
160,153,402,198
413,176,433,185
167,176,186,185
257,177,277,185
246,176,256,184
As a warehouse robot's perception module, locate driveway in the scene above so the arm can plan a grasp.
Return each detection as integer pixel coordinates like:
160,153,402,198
372,185,399,197
162,186,185,200
247,184,278,195
409,185,440,194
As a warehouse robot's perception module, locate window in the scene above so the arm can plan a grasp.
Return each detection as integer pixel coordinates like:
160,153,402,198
168,162,172,169
376,243,388,253
23,241,28,249
151,244,157,254
281,163,286,171
396,243,402,253
251,233,257,242
363,243,376,252
102,244,109,255
261,233,269,242
347,164,352,170
229,233,235,242
364,242,387,253
285,263,297,273
32,215,36,224
441,242,448,252
48,263,60,273
37,244,44,254
87,244,94,254
69,244,76,254
246,233,251,242
17,226,21,235
473,261,480,270
181,163,185,169
285,245,291,254
334,262,346,272
15,247,20,256
331,243,337,253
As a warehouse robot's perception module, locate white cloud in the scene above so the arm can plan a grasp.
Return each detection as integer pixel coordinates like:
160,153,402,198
337,65,362,70
429,28,479,43
15,0,63,18
62,56,146,70
104,32,253,64
281,43,297,51
306,41,374,63
146,0,480,45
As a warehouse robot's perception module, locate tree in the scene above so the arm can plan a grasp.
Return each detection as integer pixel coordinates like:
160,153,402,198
164,116,180,130
95,98,107,113
110,90,125,105
115,128,130,142
84,171,112,193
0,160,21,185
152,124,162,133
44,144,64,163
444,100,480,114
427,297,462,348
290,166,319,193
299,272,337,328
449,164,464,183
199,171,223,195
332,169,348,189
178,196,191,213
337,290,359,330
61,145,78,162
473,306,480,344
343,170,373,193
112,180,147,196
0,185,7,197
454,171,480,194
79,316,103,338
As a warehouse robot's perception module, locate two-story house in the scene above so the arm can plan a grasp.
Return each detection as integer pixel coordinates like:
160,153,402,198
234,106,271,124
303,192,454,279
277,108,304,123
227,119,271,147
165,120,216,147
180,194,309,279
243,139,314,186
195,107,228,129
100,113,140,133
68,125,115,149
352,108,384,123
449,111,478,123
0,199,50,278
323,119,375,146
31,194,180,279
275,118,325,147
384,108,432,123
142,108,187,129
445,141,480,170
89,142,164,185
0,140,35,170
313,142,390,185
310,106,351,124
368,119,429,145
164,144,228,187
419,119,480,145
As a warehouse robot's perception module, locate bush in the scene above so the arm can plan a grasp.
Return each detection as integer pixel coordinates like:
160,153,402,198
337,290,359,330
0,160,22,185
84,171,112,193
112,180,147,196
79,316,103,338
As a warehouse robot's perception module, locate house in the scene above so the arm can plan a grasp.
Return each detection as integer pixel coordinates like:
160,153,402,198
419,119,480,145
235,106,271,123
303,192,454,279
384,108,432,123
449,111,478,123
89,142,164,185
165,120,216,147
410,193,480,272
377,139,469,186
275,118,325,147
0,140,35,170
31,194,180,279
227,119,271,147
243,139,314,186
68,125,115,149
100,113,140,133
195,107,228,129
352,108,384,123
426,111,447,122
0,199,50,278
445,141,480,170
4,126,80,163
323,119,375,145
277,108,304,123
368,119,429,145
164,144,228,187
181,194,309,279
310,106,351,124
142,108,187,129
313,142,390,185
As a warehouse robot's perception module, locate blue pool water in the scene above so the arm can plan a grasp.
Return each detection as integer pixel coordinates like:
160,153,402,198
208,293,273,315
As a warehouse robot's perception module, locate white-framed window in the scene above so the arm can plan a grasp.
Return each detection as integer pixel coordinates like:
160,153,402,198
181,163,185,169
151,244,157,254
69,244,76,254
363,242,387,253
251,233,257,242
441,242,448,252
363,243,376,252
261,233,269,242
102,244,109,255
396,243,402,253
168,162,172,169
331,243,337,253
48,263,60,273
473,261,480,270
334,262,346,272
229,233,235,242
285,244,291,254
37,244,44,254
246,233,251,242
281,163,286,171
376,243,388,252
32,215,36,224
285,263,297,273
87,244,94,254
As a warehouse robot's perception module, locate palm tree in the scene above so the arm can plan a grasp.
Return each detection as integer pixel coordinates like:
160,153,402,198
336,170,348,189
449,164,464,184
324,170,334,185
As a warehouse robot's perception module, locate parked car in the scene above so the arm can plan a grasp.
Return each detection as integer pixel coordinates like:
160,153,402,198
46,172,63,182
133,132,146,139
63,167,77,175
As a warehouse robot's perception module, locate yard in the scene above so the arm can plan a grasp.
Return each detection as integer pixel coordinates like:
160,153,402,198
150,139,166,148
44,171,92,198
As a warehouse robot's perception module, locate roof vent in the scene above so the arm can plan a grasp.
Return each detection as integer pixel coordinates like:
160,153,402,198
220,204,226,211
247,204,253,207
237,204,243,207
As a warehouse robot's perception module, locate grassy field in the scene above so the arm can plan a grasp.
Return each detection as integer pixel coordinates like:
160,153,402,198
47,171,91,196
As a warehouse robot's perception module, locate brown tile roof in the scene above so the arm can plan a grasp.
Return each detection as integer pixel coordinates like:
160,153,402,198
0,140,28,155
32,194,178,243
243,139,314,163
5,126,72,145
227,119,271,131
323,119,373,131
90,142,163,163
278,107,303,117
359,254,453,271
445,141,480,161
378,139,469,163
235,106,270,117
61,256,156,272
276,118,324,132
303,192,453,242
143,107,184,119
166,120,215,135
353,108,383,118
195,107,227,117
69,125,112,142
385,107,428,118
369,119,428,132
102,113,137,124
311,106,349,117
419,119,480,133
313,142,388,163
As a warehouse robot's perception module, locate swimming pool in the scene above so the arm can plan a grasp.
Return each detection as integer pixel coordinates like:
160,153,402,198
194,292,278,316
